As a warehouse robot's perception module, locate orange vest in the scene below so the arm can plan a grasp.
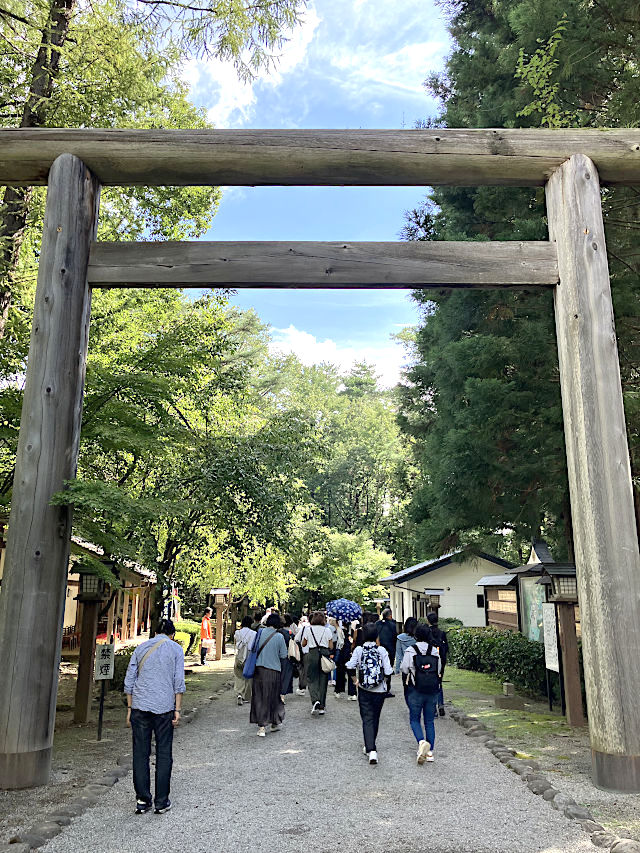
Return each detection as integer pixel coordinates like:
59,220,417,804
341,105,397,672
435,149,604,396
201,615,212,640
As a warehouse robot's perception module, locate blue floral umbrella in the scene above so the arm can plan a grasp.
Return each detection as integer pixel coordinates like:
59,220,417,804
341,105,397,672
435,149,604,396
325,598,362,621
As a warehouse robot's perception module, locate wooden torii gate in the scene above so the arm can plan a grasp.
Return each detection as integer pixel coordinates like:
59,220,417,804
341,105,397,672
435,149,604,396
0,128,639,792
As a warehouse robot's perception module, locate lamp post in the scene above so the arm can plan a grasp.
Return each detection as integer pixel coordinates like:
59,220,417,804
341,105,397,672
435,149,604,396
209,588,230,661
546,566,585,727
73,572,107,724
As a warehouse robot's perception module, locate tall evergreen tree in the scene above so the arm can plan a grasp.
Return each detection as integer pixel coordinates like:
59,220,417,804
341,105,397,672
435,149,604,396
399,0,639,561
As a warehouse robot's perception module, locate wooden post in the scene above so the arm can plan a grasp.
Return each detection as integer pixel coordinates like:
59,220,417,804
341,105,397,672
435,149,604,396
73,600,99,724
556,602,585,727
214,605,224,661
546,153,640,792
0,154,99,788
132,591,140,637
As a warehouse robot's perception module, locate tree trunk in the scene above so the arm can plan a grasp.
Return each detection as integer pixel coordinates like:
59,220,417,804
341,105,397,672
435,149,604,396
0,0,75,337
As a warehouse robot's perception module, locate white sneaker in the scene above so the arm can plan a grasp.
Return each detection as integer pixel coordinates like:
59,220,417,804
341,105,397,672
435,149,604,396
311,701,321,716
318,708,325,715
362,746,368,755
426,750,435,762
237,695,243,706
347,694,357,701
368,750,378,765
257,727,266,737
334,692,344,699
296,688,306,696
417,739,429,765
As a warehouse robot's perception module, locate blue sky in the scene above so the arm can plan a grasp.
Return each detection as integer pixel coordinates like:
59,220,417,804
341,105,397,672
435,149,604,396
183,0,450,385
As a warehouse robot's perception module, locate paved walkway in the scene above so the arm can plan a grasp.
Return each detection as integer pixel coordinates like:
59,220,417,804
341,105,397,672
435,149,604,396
43,686,594,853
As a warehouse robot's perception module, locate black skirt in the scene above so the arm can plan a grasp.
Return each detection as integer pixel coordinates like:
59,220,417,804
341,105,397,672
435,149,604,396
250,666,285,726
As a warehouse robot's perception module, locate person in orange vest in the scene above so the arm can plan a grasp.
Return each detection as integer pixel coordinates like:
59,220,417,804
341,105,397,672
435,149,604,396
200,607,213,665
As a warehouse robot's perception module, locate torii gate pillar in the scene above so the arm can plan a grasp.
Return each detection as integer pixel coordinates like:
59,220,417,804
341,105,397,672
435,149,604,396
0,154,99,788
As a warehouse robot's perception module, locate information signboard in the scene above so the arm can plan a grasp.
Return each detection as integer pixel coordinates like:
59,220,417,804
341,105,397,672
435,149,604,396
94,643,115,681
542,603,559,673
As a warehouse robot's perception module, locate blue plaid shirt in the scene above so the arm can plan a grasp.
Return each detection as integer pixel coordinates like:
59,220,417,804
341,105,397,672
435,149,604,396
124,636,186,714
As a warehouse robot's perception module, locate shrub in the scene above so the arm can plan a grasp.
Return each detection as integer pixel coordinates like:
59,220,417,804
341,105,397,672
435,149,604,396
447,627,547,696
110,645,137,692
173,619,201,654
438,617,463,631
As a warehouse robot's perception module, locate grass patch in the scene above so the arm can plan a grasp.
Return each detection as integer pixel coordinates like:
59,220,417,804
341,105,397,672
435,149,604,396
444,665,503,696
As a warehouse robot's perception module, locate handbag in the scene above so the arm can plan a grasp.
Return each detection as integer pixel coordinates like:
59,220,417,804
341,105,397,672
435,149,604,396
242,629,278,679
288,637,301,661
310,627,336,673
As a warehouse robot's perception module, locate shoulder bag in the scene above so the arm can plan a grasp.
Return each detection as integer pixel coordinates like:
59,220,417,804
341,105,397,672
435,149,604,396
310,627,336,674
242,629,279,679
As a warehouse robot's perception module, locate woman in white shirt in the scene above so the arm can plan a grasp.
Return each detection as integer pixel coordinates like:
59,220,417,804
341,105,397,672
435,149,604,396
234,616,257,705
400,622,442,765
296,611,333,715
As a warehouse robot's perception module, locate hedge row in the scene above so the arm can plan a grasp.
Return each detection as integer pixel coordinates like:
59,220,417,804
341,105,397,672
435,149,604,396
173,619,201,654
447,627,547,696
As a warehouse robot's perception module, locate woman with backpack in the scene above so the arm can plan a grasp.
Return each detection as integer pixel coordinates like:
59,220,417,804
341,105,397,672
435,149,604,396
234,615,257,706
297,611,334,716
346,623,393,765
400,622,442,765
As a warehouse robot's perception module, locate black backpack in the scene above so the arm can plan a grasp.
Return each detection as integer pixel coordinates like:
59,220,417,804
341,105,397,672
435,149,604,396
411,643,440,694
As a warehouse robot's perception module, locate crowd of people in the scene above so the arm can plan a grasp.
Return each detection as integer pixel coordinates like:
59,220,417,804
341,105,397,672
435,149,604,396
121,605,448,815
232,606,449,767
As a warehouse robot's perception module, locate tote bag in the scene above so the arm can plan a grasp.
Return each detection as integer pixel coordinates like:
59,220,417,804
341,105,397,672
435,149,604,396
242,629,262,679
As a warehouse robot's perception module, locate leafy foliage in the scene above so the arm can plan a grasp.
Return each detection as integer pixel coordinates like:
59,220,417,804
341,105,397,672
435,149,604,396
398,0,640,563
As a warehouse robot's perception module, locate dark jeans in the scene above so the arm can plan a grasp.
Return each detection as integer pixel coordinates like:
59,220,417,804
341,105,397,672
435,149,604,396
334,645,351,693
131,708,174,808
358,688,386,753
406,686,438,748
200,642,207,665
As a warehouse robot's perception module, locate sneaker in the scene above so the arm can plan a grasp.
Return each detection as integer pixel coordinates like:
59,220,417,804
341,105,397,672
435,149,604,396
135,801,152,815
237,695,243,706
385,692,395,698
347,694,358,702
311,701,321,716
426,750,435,762
154,801,171,815
280,695,286,704
334,692,344,699
417,739,429,765
270,724,282,732
318,708,325,715
368,750,378,765
296,688,306,696
257,726,266,737
362,746,368,755
438,705,445,717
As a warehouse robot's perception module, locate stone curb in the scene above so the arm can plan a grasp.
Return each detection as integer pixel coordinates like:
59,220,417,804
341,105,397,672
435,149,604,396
448,703,638,853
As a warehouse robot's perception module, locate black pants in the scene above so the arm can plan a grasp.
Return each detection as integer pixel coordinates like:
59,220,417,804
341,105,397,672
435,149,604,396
200,643,207,665
335,645,349,693
131,708,174,808
358,688,386,753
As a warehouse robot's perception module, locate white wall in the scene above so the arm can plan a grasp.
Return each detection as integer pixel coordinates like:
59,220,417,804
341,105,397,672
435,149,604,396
389,556,501,627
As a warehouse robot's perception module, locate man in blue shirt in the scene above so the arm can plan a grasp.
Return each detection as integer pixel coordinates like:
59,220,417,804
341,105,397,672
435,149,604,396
124,619,186,815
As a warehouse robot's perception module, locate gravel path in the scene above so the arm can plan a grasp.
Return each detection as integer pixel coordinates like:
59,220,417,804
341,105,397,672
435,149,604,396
42,687,594,853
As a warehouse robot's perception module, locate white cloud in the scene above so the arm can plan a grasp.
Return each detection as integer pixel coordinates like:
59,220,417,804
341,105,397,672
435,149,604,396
270,324,409,388
194,5,321,127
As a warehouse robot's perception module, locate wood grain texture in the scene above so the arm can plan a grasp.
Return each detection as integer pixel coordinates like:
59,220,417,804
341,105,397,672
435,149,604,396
1,127,640,187
0,154,99,788
546,155,640,777
87,240,559,288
